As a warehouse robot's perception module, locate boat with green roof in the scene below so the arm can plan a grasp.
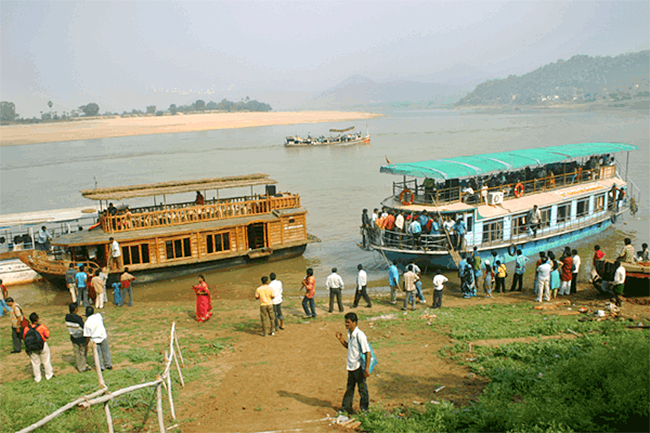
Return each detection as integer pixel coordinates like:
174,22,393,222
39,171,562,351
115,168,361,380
363,142,639,269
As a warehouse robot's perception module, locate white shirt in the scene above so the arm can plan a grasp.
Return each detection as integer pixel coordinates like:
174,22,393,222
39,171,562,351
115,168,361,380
443,220,454,232
371,213,378,228
613,265,626,285
83,313,108,343
432,274,449,291
269,279,283,305
346,326,370,371
407,263,421,275
536,262,552,279
111,240,121,258
395,214,404,230
572,254,581,273
357,269,367,287
326,272,345,290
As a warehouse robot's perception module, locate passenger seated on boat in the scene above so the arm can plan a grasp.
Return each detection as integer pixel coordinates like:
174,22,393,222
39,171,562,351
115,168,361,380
108,203,118,216
195,191,205,206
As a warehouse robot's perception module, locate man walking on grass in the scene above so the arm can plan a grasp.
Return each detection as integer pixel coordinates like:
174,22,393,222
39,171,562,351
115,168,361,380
335,312,370,414
65,303,90,372
255,276,275,337
326,267,345,313
83,306,113,370
24,312,54,382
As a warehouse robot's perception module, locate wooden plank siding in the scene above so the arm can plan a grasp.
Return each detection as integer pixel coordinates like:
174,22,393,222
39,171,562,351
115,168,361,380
281,214,307,243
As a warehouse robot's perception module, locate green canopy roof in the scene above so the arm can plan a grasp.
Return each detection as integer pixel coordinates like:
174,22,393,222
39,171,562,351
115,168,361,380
380,142,638,180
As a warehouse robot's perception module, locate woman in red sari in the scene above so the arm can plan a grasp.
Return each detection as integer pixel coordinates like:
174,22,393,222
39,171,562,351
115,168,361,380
192,275,213,322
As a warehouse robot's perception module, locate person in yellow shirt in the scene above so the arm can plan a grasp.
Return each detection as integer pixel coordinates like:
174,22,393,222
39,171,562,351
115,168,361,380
255,276,275,337
495,260,507,293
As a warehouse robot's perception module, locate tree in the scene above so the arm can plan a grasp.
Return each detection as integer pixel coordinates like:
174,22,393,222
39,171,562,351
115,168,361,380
146,105,156,114
79,103,100,117
169,104,177,115
0,101,19,121
48,100,53,112
194,99,205,111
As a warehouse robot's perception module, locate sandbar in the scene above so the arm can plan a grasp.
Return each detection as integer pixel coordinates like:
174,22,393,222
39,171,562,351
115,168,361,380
0,111,382,146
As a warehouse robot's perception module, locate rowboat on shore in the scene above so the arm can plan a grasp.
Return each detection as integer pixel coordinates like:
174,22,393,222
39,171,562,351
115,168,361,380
285,126,370,147
0,207,98,285
19,174,315,285
362,142,639,270
594,259,650,296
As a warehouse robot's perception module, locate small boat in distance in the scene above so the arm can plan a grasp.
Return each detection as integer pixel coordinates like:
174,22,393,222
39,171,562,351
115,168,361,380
285,126,370,147
20,174,315,285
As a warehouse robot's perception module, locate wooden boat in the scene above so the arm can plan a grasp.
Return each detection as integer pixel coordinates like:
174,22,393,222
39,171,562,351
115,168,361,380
0,207,98,285
285,126,370,147
363,142,640,270
19,174,314,284
594,259,650,296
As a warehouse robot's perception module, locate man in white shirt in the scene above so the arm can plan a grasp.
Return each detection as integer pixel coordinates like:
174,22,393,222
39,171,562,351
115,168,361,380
535,258,552,302
269,272,284,331
83,306,112,370
371,209,379,228
612,260,626,307
108,237,122,272
353,264,372,308
36,226,53,251
394,212,405,246
335,312,370,414
571,249,581,294
326,267,345,313
407,263,426,303
432,271,449,308
402,265,419,311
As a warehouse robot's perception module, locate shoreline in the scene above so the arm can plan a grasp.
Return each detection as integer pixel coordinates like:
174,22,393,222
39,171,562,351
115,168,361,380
0,110,383,146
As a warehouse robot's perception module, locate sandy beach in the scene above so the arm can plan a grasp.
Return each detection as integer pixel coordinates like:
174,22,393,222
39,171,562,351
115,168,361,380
0,111,382,146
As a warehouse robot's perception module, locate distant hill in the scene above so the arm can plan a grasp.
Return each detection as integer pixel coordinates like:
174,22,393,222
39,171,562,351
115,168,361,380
304,75,468,109
456,50,650,106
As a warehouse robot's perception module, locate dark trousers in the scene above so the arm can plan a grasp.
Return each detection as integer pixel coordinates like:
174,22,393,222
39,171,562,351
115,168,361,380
433,290,443,308
329,288,344,312
510,273,523,291
341,367,369,413
12,327,22,352
302,296,316,317
495,276,506,293
571,273,578,294
353,286,372,308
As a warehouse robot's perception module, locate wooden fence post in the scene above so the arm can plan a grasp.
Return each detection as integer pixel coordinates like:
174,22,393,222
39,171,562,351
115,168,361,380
156,381,165,433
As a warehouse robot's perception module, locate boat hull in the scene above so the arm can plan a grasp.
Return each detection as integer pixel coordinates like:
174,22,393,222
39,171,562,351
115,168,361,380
285,135,370,147
373,214,615,270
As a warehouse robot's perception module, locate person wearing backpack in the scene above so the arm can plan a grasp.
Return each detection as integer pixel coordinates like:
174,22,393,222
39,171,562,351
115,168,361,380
83,306,112,370
65,303,90,372
336,312,371,414
23,312,54,382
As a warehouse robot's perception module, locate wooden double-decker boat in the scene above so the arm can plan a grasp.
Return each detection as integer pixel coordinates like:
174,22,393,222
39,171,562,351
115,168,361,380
364,142,639,270
20,174,314,284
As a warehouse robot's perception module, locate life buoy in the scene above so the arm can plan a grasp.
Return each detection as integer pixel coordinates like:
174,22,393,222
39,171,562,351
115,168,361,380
88,222,100,231
507,244,517,256
514,183,525,198
400,189,414,205
575,167,583,183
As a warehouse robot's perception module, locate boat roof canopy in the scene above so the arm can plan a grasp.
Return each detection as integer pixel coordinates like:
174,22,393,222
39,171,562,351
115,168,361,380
380,142,638,180
330,126,354,133
81,173,277,201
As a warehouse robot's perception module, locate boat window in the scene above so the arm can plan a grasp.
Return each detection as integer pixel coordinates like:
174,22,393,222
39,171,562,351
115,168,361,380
595,194,605,212
206,232,231,254
482,219,503,243
166,237,192,260
576,199,589,217
466,215,473,232
122,243,151,265
557,204,569,224
540,208,551,228
511,214,527,236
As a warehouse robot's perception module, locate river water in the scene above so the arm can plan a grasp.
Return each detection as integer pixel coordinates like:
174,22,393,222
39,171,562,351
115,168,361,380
2,108,648,305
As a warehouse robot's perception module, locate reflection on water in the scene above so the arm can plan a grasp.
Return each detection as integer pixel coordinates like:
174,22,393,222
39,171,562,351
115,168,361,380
3,109,648,305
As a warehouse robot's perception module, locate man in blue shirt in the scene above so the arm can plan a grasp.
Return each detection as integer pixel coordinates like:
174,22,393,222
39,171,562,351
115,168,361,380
455,216,466,250
491,250,503,270
510,249,528,292
75,265,89,307
388,262,399,305
408,218,422,247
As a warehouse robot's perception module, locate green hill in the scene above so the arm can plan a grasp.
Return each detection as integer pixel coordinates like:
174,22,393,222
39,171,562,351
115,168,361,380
457,50,650,106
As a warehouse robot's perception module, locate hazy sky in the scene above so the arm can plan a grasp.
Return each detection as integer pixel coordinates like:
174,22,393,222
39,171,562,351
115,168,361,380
2,0,648,117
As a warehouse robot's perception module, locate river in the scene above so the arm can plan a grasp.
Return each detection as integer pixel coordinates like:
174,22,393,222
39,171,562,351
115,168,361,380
2,107,648,305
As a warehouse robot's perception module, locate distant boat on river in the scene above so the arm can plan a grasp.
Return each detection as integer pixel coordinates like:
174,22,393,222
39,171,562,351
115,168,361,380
285,126,370,147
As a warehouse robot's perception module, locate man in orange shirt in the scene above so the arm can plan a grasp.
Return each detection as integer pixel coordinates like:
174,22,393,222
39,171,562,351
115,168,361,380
255,276,275,337
23,312,54,382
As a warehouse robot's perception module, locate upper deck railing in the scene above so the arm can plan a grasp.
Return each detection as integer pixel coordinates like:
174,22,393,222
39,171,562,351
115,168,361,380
100,193,301,233
390,165,616,207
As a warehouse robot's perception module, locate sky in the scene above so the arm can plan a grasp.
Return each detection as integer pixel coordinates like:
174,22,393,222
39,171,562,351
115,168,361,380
1,0,649,117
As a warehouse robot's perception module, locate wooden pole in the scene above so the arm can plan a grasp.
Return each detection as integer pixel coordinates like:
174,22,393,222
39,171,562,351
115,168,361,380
16,389,107,433
157,382,165,433
92,341,106,388
174,333,185,366
173,349,185,388
166,367,176,420
81,379,163,407
104,402,114,433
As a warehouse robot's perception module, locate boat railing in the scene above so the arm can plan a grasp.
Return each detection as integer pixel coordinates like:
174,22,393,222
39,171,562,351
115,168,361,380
392,166,608,206
100,193,301,233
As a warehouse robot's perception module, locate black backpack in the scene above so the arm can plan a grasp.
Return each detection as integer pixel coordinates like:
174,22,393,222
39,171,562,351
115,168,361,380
24,324,45,353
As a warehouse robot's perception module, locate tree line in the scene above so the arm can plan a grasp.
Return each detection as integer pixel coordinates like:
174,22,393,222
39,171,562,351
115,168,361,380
1,97,272,124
